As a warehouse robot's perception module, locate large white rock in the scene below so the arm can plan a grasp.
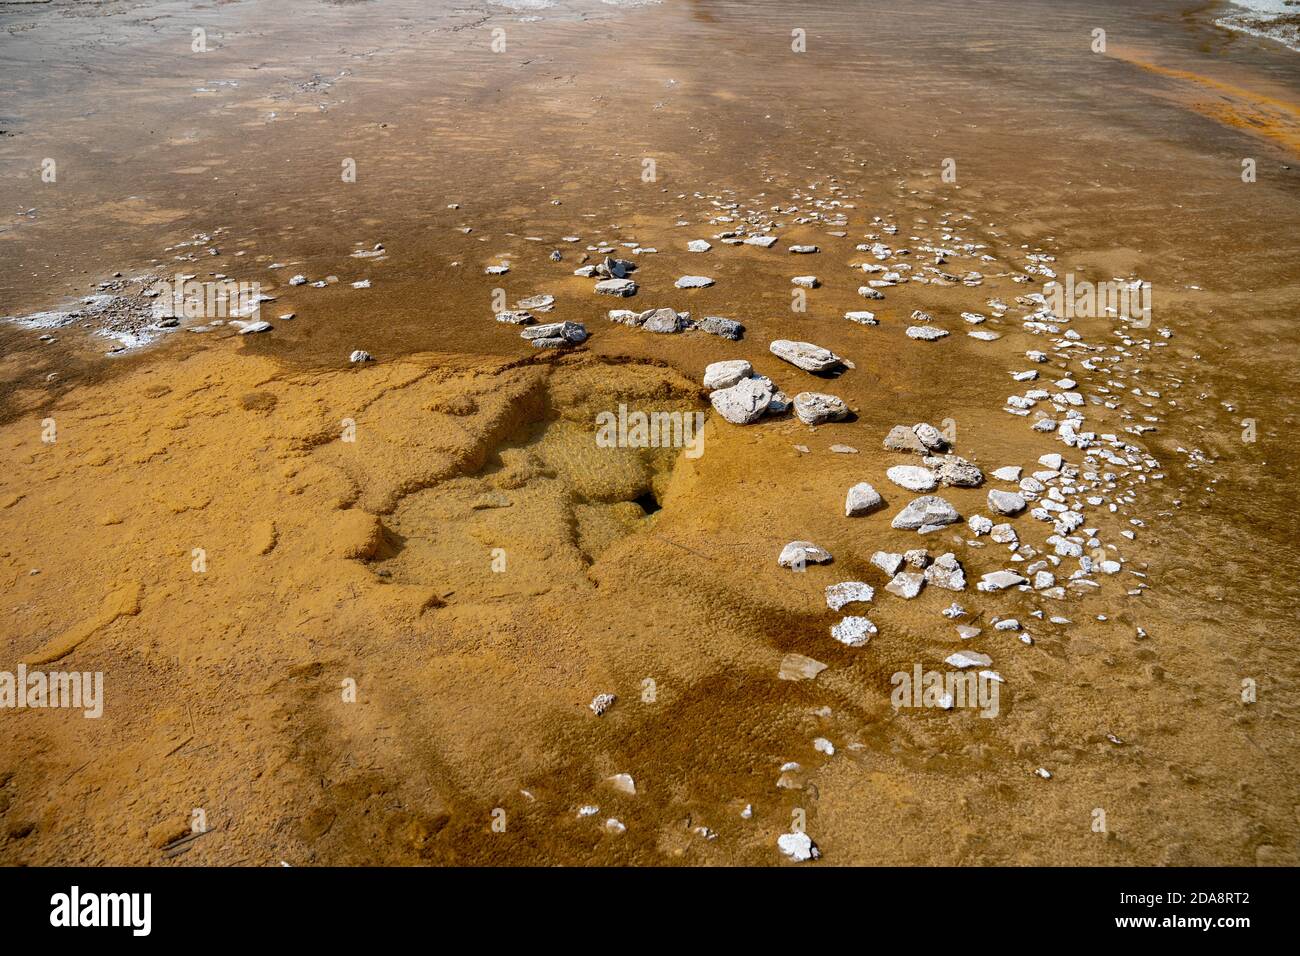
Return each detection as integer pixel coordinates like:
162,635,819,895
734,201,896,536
522,321,587,345
710,377,774,424
831,616,876,647
845,482,883,516
946,650,993,669
906,326,948,341
871,551,904,575
777,831,820,862
703,360,752,390
594,278,638,296
977,570,1028,592
987,489,1027,515
886,465,938,492
891,495,960,533
924,552,966,591
770,339,843,373
778,541,832,568
913,423,948,451
793,392,848,425
826,581,874,612
639,308,686,333
883,425,926,452
886,571,925,599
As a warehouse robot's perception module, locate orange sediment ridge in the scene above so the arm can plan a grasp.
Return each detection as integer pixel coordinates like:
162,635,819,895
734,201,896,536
1111,44,1300,157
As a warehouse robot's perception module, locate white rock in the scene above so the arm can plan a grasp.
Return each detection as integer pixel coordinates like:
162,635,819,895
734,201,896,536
779,541,832,568
845,482,884,516
675,275,714,289
906,325,948,341
946,650,993,669
871,551,904,576
516,294,554,311
886,465,938,492
687,239,712,252
793,392,848,425
987,489,1027,515
886,571,925,599
989,523,1018,544
923,552,966,591
913,423,947,451
640,308,687,333
977,570,1028,592
703,359,752,390
710,377,774,424
777,832,820,862
831,616,876,646
595,278,638,296
522,321,587,346
769,339,843,372
891,495,960,533
826,581,874,612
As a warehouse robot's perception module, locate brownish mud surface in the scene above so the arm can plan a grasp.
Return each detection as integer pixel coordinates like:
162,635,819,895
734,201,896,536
0,0,1298,865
